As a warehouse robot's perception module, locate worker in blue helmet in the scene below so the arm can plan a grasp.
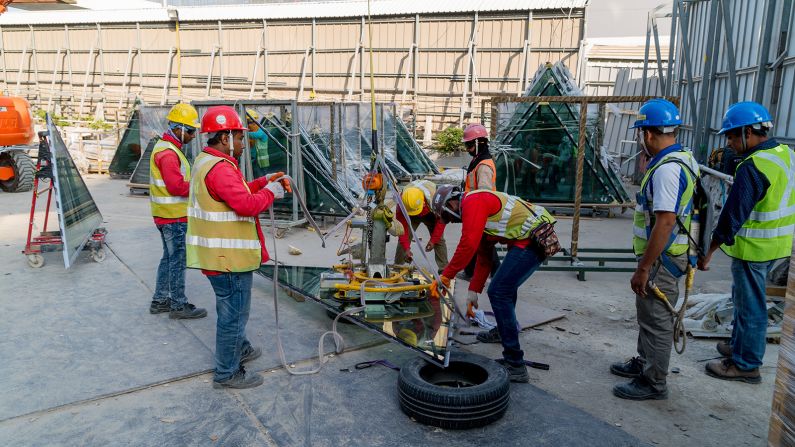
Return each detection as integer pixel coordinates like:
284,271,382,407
699,101,794,384
611,98,700,401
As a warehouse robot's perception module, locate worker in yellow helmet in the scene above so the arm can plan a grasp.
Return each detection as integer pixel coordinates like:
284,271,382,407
395,179,448,272
148,102,207,320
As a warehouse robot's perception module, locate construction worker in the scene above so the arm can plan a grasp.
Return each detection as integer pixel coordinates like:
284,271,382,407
459,123,500,281
395,179,448,272
699,101,794,384
246,109,270,178
429,185,556,383
186,105,290,389
148,103,208,320
611,99,699,400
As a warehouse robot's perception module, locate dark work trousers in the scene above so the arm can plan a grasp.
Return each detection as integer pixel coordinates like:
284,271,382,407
464,235,501,277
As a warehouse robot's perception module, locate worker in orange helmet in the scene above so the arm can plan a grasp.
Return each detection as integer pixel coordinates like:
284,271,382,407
186,105,290,389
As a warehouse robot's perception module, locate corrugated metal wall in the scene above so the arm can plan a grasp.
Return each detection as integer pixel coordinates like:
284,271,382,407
671,0,795,160
0,9,584,133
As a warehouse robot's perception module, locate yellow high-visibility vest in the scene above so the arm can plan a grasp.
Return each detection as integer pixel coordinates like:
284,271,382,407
149,139,190,219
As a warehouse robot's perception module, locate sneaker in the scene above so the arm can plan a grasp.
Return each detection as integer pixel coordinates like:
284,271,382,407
149,300,170,314
169,302,208,320
613,378,668,401
241,346,262,364
476,327,501,344
495,359,530,383
705,358,761,384
716,340,732,357
212,367,264,389
610,357,643,378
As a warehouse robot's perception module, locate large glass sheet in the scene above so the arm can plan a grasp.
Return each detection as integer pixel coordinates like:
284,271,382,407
494,64,631,205
257,265,453,365
129,105,198,186
48,116,103,269
108,109,141,179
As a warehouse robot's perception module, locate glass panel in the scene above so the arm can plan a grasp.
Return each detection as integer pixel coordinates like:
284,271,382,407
108,109,141,179
494,64,631,205
129,105,198,186
257,265,454,366
48,116,103,269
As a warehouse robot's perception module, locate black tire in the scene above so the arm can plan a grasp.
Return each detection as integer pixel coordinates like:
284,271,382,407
0,151,34,193
397,351,510,429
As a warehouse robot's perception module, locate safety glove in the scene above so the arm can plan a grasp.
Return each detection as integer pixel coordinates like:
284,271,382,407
466,290,479,318
429,275,451,300
265,180,285,199
266,171,292,193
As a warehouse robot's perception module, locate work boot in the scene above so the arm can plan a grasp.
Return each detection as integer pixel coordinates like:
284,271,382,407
610,357,643,378
705,358,761,384
716,340,732,357
613,378,668,401
169,302,208,320
149,300,170,314
476,327,501,344
212,367,264,390
495,359,530,383
241,346,262,364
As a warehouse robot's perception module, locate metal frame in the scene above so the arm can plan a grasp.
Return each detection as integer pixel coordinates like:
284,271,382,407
487,94,680,260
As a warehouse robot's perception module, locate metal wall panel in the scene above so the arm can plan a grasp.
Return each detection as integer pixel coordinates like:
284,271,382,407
0,10,583,134
670,0,795,158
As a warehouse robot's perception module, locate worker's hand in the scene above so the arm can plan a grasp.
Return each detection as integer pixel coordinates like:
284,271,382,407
425,241,434,252
466,290,479,318
265,180,285,199
405,250,413,262
429,275,451,300
266,171,292,193
630,267,649,297
697,253,712,271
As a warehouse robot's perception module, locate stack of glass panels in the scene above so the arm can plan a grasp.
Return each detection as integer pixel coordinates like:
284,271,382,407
108,109,141,179
128,105,198,188
494,63,631,205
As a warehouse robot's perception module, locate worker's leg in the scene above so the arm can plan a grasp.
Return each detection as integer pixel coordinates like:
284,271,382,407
487,246,543,366
208,271,253,382
421,213,448,270
394,218,421,264
635,255,686,392
730,259,774,370
152,224,171,304
167,222,188,310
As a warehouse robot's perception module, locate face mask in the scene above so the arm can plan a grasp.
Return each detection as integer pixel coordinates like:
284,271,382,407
636,129,651,157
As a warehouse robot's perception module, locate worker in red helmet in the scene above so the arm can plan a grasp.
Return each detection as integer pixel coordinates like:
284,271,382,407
186,105,290,390
459,123,500,281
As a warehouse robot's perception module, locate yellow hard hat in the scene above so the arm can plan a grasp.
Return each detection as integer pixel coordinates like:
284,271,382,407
246,108,259,122
397,328,418,347
166,103,200,128
402,187,425,216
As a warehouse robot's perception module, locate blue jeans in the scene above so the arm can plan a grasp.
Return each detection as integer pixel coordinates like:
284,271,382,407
152,222,187,310
487,245,543,366
730,258,774,370
207,272,254,382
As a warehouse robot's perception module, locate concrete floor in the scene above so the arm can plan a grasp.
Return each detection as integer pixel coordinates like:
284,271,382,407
0,175,776,446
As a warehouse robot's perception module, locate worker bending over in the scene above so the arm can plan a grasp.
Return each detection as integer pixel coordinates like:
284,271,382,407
186,106,289,389
395,179,448,272
148,103,207,320
430,186,556,383
699,102,794,384
611,99,699,401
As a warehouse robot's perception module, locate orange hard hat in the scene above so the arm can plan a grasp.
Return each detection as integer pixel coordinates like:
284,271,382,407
201,106,246,133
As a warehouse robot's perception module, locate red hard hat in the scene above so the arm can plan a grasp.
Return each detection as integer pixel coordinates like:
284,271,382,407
462,123,488,142
201,106,246,133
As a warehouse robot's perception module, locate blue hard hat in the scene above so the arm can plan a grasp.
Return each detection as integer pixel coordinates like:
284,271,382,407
717,101,773,134
630,99,682,129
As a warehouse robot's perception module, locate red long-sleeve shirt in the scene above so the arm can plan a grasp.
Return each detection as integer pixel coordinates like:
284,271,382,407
153,133,190,225
200,147,274,276
396,204,446,251
441,192,529,293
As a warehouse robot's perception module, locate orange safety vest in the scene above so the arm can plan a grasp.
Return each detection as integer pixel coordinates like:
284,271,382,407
465,159,497,192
